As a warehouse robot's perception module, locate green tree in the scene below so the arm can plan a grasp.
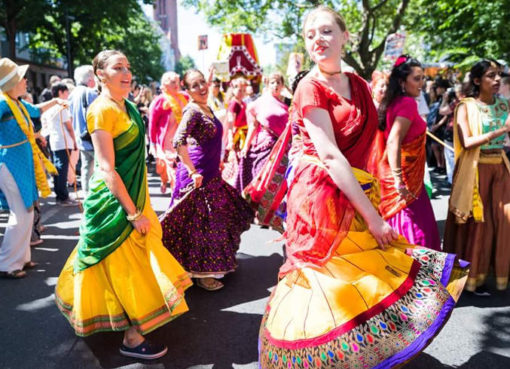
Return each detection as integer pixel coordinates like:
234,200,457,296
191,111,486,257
2,0,162,81
175,55,197,78
97,14,164,84
410,0,510,66
0,0,50,58
183,0,412,79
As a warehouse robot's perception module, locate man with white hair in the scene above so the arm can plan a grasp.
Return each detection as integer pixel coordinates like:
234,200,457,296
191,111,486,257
68,65,98,195
149,71,188,193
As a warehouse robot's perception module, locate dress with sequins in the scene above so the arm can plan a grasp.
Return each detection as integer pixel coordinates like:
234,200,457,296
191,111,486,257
161,105,254,278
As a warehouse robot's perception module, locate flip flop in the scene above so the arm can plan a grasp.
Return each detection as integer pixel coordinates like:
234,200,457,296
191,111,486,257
0,270,27,279
196,278,224,291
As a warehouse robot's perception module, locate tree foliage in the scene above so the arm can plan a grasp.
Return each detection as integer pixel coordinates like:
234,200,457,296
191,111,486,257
409,0,510,65
183,0,412,79
174,55,197,78
0,0,50,58
1,0,163,82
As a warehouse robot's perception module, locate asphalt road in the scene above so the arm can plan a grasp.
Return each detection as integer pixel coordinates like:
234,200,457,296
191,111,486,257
0,170,509,369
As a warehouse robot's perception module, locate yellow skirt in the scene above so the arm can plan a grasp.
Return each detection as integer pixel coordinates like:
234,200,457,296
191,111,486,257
259,215,468,369
55,193,192,337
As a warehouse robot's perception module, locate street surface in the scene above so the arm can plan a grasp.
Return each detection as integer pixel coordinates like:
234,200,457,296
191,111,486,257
1,169,509,369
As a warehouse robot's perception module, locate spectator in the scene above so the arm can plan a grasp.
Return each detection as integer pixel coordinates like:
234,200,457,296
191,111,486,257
42,83,79,206
68,65,98,195
39,74,61,102
148,71,188,193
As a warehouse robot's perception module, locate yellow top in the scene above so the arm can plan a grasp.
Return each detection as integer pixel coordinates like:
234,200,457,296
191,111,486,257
86,95,131,138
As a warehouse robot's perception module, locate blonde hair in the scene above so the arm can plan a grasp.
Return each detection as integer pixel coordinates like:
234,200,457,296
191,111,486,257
302,5,347,38
161,71,179,86
267,72,284,85
230,76,248,88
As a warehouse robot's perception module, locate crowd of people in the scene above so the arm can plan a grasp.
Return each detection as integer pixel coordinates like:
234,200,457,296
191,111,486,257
1,4,509,368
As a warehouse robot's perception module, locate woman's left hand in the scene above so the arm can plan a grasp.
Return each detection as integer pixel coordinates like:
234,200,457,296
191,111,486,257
191,172,203,188
397,186,417,202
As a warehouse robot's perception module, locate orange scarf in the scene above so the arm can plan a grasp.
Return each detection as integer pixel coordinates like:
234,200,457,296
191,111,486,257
378,132,426,219
163,92,187,123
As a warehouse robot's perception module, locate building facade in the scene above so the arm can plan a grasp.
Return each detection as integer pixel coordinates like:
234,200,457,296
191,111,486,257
152,0,180,70
0,28,66,101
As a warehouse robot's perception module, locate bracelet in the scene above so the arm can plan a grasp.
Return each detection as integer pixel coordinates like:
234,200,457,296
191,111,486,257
189,170,198,176
395,183,407,190
126,209,142,222
391,167,403,175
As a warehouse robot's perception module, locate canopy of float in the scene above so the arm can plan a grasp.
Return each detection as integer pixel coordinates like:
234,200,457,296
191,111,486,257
217,33,263,81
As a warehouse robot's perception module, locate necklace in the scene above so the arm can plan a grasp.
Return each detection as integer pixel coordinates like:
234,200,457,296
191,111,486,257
192,101,212,117
318,66,342,76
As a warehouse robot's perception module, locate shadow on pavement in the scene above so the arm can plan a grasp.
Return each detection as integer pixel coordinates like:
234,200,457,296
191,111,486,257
481,310,510,353
81,252,283,369
407,351,510,368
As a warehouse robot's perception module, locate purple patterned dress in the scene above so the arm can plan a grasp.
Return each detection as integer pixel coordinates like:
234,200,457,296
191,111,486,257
161,105,254,278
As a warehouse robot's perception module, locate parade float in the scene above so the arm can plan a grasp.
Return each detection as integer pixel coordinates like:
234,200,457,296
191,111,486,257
216,33,263,85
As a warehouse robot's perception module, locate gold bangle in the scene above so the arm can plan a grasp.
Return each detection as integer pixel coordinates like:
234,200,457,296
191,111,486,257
189,170,197,176
126,209,142,222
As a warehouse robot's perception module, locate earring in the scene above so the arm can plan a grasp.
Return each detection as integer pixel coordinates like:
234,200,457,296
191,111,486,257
401,86,406,94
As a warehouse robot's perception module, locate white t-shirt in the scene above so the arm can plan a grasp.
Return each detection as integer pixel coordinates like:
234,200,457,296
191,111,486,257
416,91,430,118
42,105,73,151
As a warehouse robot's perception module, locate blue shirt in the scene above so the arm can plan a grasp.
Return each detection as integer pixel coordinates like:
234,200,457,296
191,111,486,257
0,97,39,210
69,85,98,151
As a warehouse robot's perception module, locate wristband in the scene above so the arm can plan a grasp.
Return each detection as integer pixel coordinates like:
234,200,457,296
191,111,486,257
126,209,142,222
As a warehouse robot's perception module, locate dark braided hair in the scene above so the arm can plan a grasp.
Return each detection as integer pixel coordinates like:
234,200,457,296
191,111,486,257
291,70,310,94
377,55,422,131
181,68,204,90
465,59,501,98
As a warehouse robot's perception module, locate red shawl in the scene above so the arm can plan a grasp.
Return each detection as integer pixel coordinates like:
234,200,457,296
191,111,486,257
280,73,384,276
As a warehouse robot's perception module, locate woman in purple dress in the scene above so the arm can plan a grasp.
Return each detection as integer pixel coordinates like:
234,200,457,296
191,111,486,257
161,69,254,291
236,72,289,191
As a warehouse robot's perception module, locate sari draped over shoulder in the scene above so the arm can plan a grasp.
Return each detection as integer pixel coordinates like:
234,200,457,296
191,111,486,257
56,98,191,337
75,101,146,272
378,132,426,219
280,73,384,276
448,98,485,223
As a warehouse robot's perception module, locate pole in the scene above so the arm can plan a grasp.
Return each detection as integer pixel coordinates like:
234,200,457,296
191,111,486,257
202,49,205,74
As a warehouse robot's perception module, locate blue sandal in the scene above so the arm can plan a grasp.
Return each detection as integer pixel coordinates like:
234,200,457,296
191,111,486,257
119,340,168,360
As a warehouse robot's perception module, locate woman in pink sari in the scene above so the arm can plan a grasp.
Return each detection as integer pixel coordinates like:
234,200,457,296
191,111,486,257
236,72,289,191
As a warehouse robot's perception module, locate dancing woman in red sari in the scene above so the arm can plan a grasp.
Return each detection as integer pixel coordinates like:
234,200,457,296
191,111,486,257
258,6,468,369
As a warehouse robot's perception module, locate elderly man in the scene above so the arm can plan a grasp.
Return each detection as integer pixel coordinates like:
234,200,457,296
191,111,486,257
149,71,188,193
68,65,98,196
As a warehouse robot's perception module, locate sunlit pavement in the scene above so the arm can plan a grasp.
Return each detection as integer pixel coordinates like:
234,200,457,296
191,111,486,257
1,169,509,369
